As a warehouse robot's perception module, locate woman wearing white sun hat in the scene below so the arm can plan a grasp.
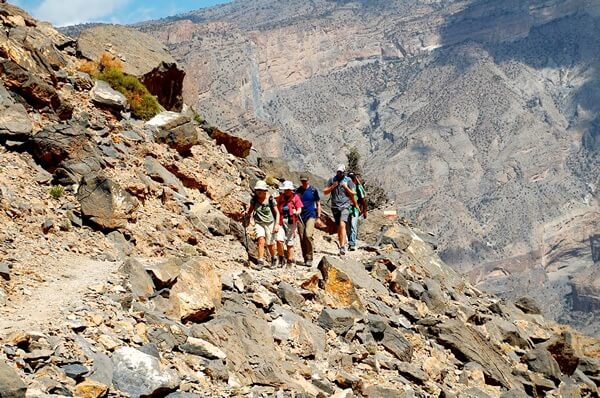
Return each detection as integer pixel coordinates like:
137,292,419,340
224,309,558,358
245,180,280,268
275,180,303,266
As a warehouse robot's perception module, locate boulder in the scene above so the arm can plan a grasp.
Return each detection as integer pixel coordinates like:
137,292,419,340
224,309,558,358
112,347,180,398
431,319,522,390
277,282,305,308
0,59,72,119
271,306,327,358
0,360,26,398
206,127,252,158
166,257,221,323
77,174,139,230
318,308,361,335
78,25,184,111
90,80,127,110
522,348,562,381
29,123,103,181
144,258,182,289
0,103,32,140
146,112,199,154
317,256,364,309
538,332,580,376
180,337,227,360
121,258,155,300
191,303,293,387
74,379,109,398
144,156,186,195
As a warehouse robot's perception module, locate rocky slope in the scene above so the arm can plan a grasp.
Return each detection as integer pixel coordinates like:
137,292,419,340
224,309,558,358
126,0,600,333
1,2,600,397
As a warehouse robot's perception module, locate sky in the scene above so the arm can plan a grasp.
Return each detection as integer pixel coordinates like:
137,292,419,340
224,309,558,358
13,0,231,27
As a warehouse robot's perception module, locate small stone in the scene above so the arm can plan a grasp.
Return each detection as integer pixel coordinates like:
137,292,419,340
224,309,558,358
277,282,305,308
318,308,360,335
42,219,54,234
180,337,226,360
61,363,89,382
74,379,109,398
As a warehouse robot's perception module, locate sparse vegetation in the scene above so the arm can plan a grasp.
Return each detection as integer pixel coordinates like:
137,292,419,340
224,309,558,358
265,175,280,188
78,52,160,120
346,147,362,174
49,185,64,200
60,219,72,232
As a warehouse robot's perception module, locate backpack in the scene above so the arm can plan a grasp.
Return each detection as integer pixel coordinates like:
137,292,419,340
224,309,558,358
356,183,367,213
252,195,276,218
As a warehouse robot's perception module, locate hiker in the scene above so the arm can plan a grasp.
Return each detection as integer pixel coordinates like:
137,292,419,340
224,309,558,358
323,164,359,255
346,172,367,251
296,174,321,267
245,180,280,268
276,180,303,266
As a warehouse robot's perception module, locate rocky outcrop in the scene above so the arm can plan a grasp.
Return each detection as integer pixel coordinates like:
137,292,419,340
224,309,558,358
77,25,184,111
90,80,127,110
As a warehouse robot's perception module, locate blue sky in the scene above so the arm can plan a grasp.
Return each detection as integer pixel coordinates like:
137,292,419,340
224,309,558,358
13,0,231,26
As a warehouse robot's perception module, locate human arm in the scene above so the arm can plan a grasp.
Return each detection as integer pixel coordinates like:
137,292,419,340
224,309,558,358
293,195,303,217
245,202,255,225
323,178,337,195
342,182,359,208
272,201,280,232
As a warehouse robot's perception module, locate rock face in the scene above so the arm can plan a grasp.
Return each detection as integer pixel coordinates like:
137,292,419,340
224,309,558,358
138,0,600,331
0,360,26,398
77,25,184,111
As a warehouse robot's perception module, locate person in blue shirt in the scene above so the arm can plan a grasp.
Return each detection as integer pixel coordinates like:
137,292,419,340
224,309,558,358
296,174,321,267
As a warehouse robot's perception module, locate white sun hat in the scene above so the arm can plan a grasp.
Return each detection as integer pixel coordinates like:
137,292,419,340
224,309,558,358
254,180,269,191
281,180,295,190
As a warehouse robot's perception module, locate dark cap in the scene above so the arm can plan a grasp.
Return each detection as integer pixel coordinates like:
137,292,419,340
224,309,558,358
299,174,309,180
348,172,356,178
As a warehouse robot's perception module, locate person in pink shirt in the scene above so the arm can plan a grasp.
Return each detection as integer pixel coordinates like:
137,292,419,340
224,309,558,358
276,180,303,266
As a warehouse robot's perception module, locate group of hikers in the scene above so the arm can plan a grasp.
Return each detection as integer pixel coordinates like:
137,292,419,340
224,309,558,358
245,164,367,268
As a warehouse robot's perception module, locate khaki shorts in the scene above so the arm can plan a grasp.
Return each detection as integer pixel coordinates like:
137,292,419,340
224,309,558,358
276,223,296,246
255,222,275,245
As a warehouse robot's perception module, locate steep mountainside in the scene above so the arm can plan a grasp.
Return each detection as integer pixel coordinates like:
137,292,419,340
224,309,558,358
2,2,600,397
133,0,600,330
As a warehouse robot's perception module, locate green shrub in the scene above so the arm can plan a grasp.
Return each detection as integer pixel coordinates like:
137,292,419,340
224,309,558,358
193,113,204,124
49,185,64,199
97,66,160,120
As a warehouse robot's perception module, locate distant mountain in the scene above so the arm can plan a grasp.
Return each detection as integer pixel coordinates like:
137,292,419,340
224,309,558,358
133,0,599,331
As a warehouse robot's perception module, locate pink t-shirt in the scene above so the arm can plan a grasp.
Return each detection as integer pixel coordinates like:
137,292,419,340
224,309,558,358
276,194,303,225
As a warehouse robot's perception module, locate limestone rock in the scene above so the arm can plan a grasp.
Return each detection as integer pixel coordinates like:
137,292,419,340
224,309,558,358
318,308,361,335
0,360,26,398
112,347,180,397
318,256,364,309
180,337,227,360
74,379,108,398
90,81,127,110
77,174,139,230
166,257,221,323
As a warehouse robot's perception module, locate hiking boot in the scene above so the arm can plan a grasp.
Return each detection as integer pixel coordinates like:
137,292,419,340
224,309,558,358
286,258,295,267
278,256,286,267
339,245,347,256
271,256,279,267
304,260,313,267
250,259,265,270
349,245,356,252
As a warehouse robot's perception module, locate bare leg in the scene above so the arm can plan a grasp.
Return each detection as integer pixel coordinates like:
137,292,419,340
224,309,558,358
277,241,285,257
287,246,294,263
257,237,265,260
338,221,347,248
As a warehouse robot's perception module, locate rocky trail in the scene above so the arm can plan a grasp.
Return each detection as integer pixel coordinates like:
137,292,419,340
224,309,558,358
0,256,120,335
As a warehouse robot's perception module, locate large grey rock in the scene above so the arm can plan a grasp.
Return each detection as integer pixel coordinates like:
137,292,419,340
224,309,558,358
144,156,186,195
271,306,327,358
319,256,387,295
0,103,32,140
277,282,305,308
318,308,361,335
514,297,542,315
77,174,139,230
431,319,522,390
191,303,293,387
0,360,26,398
121,258,155,300
147,114,199,154
90,80,127,109
522,348,562,381
112,347,180,398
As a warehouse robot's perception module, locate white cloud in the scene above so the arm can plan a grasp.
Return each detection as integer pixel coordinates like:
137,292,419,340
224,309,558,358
33,0,130,26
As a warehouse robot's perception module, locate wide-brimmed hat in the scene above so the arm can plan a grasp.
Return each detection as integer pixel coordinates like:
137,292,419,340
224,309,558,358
254,180,269,191
281,180,295,190
336,164,346,172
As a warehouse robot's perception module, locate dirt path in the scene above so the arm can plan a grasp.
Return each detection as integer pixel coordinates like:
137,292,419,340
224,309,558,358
0,255,120,336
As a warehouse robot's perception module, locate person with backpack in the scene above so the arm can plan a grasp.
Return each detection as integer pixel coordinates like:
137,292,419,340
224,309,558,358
276,180,303,266
296,174,321,267
245,180,280,268
323,164,359,255
347,172,367,251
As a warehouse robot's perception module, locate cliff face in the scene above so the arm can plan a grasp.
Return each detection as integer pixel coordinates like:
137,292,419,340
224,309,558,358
132,0,600,330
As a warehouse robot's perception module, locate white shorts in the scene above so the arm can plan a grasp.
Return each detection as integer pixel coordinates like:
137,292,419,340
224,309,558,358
255,222,275,245
276,223,296,246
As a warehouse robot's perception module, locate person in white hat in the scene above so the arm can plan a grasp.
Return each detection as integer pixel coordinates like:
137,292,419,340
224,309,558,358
275,180,303,266
323,164,358,255
245,180,280,268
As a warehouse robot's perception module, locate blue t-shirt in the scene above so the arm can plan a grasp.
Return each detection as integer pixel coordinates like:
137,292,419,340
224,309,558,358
296,186,321,220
